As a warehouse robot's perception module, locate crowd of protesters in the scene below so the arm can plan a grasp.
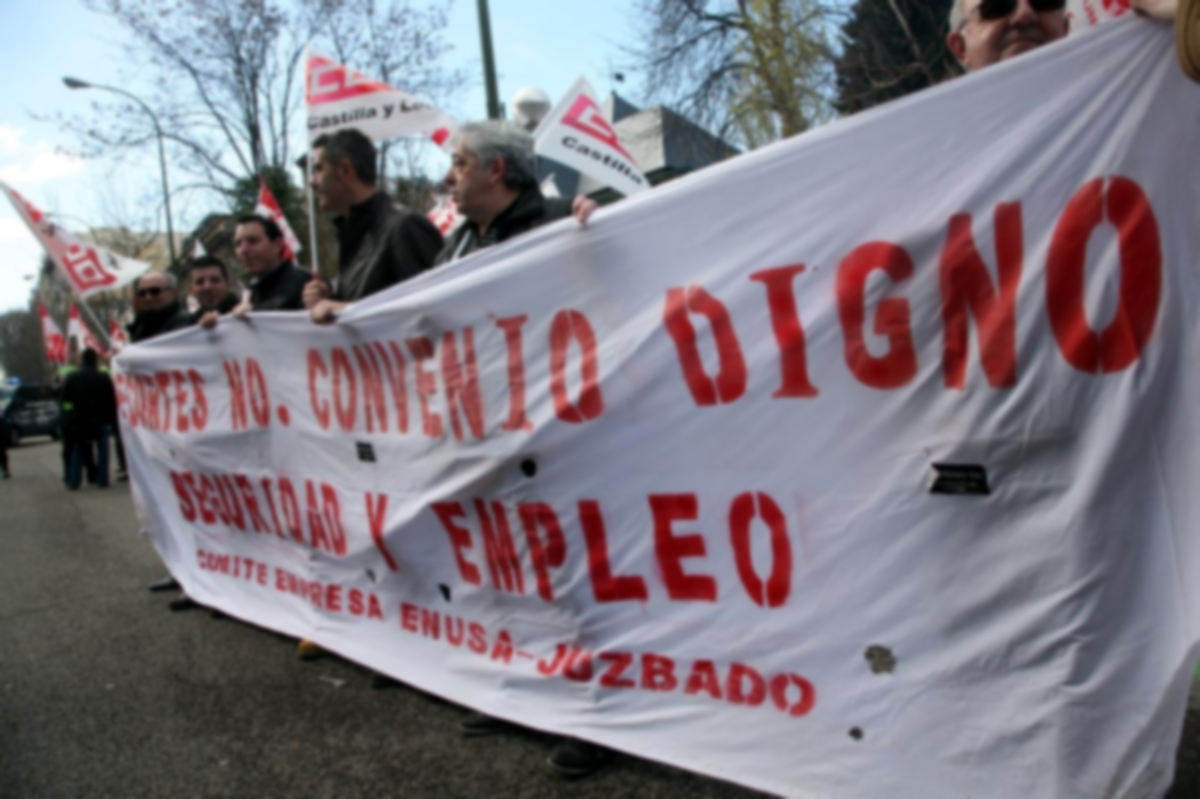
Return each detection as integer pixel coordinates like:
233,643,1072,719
22,0,1187,780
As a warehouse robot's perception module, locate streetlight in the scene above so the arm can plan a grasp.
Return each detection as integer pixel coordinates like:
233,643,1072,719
62,76,178,267
475,0,502,120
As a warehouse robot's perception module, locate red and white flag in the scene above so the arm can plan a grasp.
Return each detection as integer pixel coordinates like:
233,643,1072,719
534,76,649,197
2,182,150,298
36,303,66,364
1068,0,1132,29
68,304,107,357
426,193,463,236
305,51,456,147
108,318,129,353
254,179,302,261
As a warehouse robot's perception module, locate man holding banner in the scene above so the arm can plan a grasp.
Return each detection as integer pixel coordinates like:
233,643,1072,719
304,129,443,324
235,215,310,313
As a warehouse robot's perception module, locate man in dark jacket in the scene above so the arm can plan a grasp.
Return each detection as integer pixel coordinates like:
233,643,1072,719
60,348,117,489
436,120,579,265
127,272,192,343
235,214,310,312
304,128,443,324
188,255,240,326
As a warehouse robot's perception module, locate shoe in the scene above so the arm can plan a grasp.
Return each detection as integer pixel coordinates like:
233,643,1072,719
148,576,181,592
370,673,400,690
296,639,325,660
459,712,513,737
168,596,199,611
546,738,611,779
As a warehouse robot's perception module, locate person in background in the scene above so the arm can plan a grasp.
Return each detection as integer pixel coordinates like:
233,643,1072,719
188,255,241,327
60,348,116,491
127,272,191,343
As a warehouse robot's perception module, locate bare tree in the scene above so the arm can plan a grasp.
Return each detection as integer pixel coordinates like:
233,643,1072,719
629,0,837,149
48,0,462,198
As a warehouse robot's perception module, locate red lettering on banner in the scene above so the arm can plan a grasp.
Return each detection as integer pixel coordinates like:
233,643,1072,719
401,602,419,632
353,345,388,433
172,371,190,433
1046,176,1162,373
225,360,249,430
279,478,303,542
751,265,819,398
496,315,533,431
642,653,678,692
421,607,440,639
727,663,767,706
331,348,357,431
519,503,566,602
579,500,649,602
305,482,332,553
235,475,270,535
651,493,717,602
837,241,919,389
941,203,1023,389
446,617,465,646
475,499,525,595
195,474,218,524
366,493,399,571
468,623,488,654
431,502,482,585
308,349,331,430
155,373,174,432
320,484,347,556
549,310,604,423
188,369,208,431
407,338,444,438
261,478,284,536
729,492,792,608
490,630,515,664
770,673,817,717
684,660,724,700
379,342,409,433
442,328,485,441
215,475,245,530
538,644,568,676
663,285,747,406
246,359,270,428
564,647,594,681
171,472,197,521
598,652,636,688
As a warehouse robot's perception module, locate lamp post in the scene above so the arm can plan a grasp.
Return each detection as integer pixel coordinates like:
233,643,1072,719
62,77,178,267
475,0,502,120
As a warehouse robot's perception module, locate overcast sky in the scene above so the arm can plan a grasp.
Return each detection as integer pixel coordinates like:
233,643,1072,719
0,0,641,313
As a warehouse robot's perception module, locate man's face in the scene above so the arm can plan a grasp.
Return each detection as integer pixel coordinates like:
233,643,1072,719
948,0,1069,72
444,144,497,223
234,222,284,277
190,265,231,311
309,146,351,214
136,273,175,312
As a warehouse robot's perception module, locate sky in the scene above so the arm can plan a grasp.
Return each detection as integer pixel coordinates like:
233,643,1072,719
0,0,643,313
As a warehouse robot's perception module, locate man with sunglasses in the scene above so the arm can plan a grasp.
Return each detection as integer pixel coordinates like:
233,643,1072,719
947,0,1178,71
127,272,191,344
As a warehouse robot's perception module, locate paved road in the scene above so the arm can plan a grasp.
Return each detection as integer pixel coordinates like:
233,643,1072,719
2,438,1199,798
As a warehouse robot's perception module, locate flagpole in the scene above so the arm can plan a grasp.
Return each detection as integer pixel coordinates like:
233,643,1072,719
303,44,321,276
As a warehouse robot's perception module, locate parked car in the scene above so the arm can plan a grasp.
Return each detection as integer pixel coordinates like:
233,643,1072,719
0,384,61,446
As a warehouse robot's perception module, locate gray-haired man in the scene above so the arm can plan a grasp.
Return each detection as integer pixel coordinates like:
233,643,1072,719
438,120,596,264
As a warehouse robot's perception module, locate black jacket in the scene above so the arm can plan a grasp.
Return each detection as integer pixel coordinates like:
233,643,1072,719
249,259,310,311
127,301,192,343
332,192,443,302
188,292,241,325
436,186,573,265
60,364,117,434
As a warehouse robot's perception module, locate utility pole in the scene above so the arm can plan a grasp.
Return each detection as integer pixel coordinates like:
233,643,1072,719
476,0,502,120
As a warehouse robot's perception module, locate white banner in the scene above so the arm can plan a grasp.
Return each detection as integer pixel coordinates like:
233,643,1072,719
117,20,1200,798
1068,0,1133,29
305,52,455,146
2,182,150,297
534,76,650,197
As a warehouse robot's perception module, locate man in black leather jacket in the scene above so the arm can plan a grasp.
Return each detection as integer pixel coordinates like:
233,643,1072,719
305,128,443,323
127,272,192,343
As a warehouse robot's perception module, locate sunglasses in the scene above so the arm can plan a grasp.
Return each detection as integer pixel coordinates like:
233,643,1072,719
137,287,165,298
971,0,1066,21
